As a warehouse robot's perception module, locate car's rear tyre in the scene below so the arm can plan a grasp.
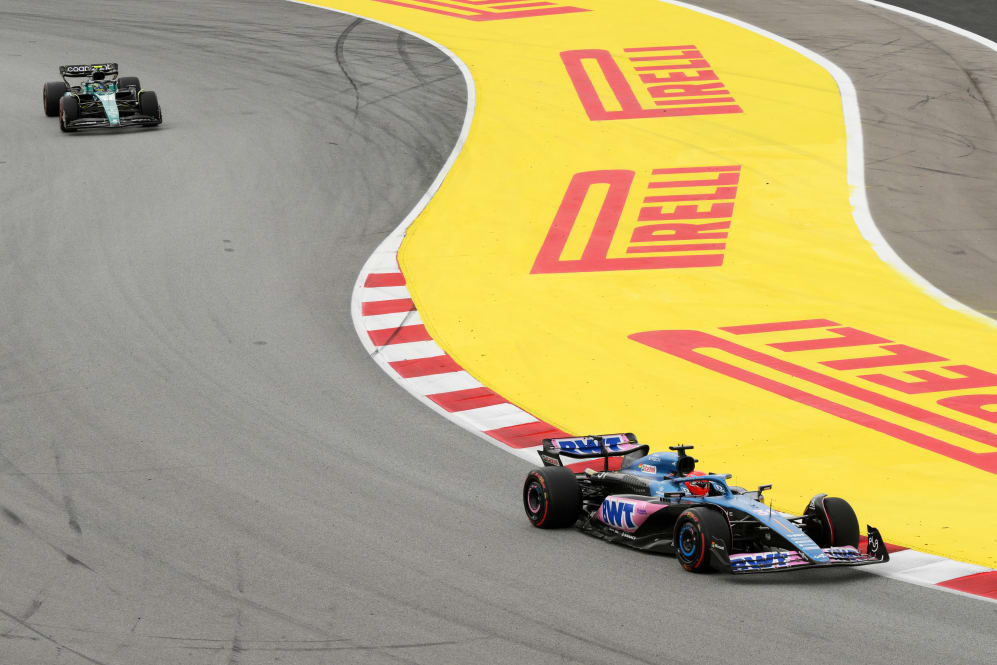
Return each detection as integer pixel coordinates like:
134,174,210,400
674,507,730,573
59,95,79,133
117,76,141,91
803,495,859,548
43,81,68,117
523,466,581,529
139,90,160,117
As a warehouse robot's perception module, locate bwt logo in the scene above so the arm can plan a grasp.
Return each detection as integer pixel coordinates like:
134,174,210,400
368,0,587,21
531,166,740,274
550,435,627,452
600,499,636,530
561,46,742,121
731,552,791,570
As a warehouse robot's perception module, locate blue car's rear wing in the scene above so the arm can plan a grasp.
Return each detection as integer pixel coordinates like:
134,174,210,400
60,63,118,77
539,433,649,471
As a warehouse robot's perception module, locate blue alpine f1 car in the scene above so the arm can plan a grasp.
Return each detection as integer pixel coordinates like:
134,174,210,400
42,63,162,132
523,434,889,574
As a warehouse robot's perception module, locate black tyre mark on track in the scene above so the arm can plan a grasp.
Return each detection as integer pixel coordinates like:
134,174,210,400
1,505,94,571
0,607,112,665
396,31,429,84
852,0,997,131
233,549,245,594
1,450,70,512
3,506,24,525
335,18,363,115
226,608,243,665
964,68,997,126
369,309,420,356
52,448,83,535
359,71,463,110
1,599,43,638
65,553,94,571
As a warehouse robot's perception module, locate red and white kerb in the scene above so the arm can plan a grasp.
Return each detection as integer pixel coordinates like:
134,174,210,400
354,255,572,463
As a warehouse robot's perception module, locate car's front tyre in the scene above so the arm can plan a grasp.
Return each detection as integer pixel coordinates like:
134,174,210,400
803,495,859,548
674,507,730,573
59,95,79,133
523,466,581,529
138,90,162,124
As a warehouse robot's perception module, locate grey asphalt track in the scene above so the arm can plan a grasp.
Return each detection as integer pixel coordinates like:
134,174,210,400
0,1,995,664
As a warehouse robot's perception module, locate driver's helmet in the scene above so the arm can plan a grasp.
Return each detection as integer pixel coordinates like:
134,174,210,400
684,470,710,496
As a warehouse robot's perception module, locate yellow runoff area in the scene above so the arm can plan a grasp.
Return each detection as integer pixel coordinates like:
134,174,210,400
303,0,997,568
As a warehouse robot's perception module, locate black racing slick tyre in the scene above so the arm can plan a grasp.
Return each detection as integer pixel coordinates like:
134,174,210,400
674,507,731,573
523,467,581,529
803,495,859,548
117,76,141,91
43,81,68,117
59,95,79,133
139,90,160,118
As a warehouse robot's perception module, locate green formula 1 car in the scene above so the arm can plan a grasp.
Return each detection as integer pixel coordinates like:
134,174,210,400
42,63,162,132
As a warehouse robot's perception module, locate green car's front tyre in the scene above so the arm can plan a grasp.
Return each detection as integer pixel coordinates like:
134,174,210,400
138,90,162,124
43,81,68,117
59,95,79,132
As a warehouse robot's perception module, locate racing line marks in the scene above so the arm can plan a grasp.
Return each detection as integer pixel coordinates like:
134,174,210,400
561,45,742,120
531,166,740,273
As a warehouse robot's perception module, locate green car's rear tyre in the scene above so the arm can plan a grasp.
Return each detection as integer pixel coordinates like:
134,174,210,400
117,76,141,91
43,81,68,117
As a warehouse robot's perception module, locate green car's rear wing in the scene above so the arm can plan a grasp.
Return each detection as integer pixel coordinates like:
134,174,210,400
59,63,118,78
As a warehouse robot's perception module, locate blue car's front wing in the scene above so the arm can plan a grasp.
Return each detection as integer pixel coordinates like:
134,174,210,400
725,526,890,574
